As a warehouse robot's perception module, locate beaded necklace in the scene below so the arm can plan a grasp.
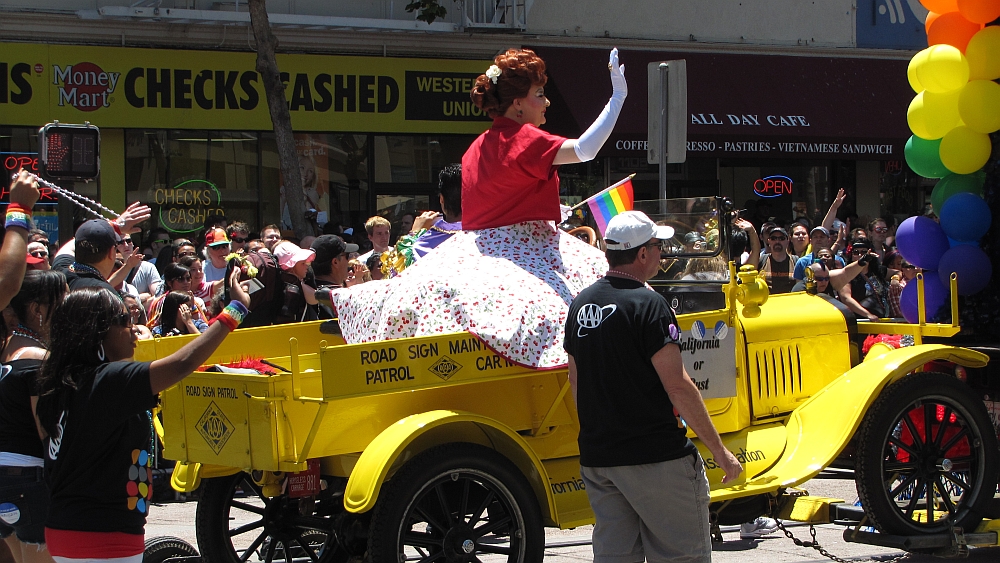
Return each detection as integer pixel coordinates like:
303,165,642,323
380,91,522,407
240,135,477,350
71,262,103,278
11,324,46,349
606,269,646,284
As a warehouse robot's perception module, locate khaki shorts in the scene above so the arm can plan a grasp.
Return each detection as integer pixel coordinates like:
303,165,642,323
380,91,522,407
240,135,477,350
581,454,711,563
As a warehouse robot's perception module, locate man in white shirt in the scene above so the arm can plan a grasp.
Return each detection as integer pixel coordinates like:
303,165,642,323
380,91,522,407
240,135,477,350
357,216,391,264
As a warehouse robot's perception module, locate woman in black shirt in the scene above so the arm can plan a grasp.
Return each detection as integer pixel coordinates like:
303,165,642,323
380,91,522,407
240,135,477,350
35,269,250,563
0,270,67,563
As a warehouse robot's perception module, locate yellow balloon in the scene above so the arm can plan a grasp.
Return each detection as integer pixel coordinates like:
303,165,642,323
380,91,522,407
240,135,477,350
966,26,1000,80
908,49,930,93
907,89,962,140
939,125,992,174
915,44,970,93
958,80,1000,134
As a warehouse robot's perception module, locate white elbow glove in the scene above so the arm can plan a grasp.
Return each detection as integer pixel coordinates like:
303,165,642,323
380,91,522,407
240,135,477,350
572,48,627,162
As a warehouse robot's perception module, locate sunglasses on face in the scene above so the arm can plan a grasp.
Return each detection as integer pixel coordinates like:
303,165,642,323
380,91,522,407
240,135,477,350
117,238,133,246
851,249,868,255
111,311,133,328
814,276,830,282
30,250,49,258
768,236,787,242
873,227,889,233
151,238,169,245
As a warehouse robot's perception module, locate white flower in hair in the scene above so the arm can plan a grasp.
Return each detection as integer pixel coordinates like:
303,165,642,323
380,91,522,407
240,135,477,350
486,65,501,84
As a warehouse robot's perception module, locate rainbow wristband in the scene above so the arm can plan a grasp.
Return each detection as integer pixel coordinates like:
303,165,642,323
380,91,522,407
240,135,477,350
210,301,250,331
5,205,32,231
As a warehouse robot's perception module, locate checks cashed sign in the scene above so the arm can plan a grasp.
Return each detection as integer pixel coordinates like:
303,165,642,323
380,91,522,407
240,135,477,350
1,42,492,134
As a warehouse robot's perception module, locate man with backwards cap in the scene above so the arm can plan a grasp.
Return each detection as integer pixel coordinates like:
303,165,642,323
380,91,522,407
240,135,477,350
52,220,122,293
564,210,742,563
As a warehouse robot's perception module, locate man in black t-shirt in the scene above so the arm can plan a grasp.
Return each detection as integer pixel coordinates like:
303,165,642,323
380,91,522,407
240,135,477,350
565,211,742,563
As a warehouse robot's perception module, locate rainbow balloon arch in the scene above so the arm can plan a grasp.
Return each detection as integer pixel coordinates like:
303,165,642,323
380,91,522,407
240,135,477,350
900,0,999,323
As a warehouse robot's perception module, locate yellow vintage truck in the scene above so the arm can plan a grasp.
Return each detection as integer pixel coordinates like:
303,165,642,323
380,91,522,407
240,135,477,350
138,197,1000,563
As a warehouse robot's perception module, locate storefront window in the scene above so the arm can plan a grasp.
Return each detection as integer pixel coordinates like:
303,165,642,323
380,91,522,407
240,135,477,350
373,136,470,184
263,133,370,235
880,160,931,225
126,130,260,239
719,159,843,228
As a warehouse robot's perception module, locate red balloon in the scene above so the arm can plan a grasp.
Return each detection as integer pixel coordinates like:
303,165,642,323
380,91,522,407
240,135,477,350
957,0,1000,23
927,11,985,52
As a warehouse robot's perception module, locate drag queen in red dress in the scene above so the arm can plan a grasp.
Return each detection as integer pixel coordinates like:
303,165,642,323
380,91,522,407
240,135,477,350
330,48,627,368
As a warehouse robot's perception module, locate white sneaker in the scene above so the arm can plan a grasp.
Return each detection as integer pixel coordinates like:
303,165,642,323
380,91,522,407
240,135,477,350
740,517,779,539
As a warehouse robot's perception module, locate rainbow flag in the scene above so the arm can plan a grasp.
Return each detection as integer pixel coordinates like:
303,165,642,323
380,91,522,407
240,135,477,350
585,175,634,235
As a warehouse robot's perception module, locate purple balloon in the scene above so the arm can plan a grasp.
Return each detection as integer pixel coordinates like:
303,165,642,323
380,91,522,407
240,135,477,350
900,274,949,323
895,216,950,270
938,244,992,296
940,192,991,242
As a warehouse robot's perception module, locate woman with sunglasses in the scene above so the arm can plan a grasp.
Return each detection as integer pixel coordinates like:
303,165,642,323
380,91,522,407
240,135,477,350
35,272,250,563
153,240,196,278
867,218,893,258
0,270,66,563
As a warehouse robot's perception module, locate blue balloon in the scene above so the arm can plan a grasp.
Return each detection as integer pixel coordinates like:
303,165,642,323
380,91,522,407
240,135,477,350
900,274,949,323
940,192,991,242
895,216,950,270
938,244,992,296
947,237,979,247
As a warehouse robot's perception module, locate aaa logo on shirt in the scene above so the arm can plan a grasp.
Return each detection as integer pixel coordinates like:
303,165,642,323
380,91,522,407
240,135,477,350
127,448,152,513
575,304,617,337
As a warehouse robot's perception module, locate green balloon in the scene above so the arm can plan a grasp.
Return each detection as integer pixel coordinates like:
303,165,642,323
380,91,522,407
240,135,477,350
904,135,949,179
931,172,986,214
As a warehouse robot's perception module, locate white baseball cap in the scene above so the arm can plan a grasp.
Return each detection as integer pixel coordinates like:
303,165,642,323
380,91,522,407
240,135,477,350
604,211,675,250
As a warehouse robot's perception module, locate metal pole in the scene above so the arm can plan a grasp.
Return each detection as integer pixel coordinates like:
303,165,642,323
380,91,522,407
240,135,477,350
659,63,669,212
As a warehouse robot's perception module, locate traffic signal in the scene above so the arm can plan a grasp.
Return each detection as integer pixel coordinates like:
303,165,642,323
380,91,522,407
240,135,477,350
39,122,100,180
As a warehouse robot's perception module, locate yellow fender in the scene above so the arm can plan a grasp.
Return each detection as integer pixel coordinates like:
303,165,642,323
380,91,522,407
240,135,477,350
343,410,556,522
169,461,241,493
711,344,987,502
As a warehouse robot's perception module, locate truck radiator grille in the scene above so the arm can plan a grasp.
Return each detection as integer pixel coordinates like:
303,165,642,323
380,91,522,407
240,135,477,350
754,345,803,399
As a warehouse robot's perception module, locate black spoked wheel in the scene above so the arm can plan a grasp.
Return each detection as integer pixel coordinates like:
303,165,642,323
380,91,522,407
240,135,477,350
368,443,544,563
143,536,199,563
855,372,999,535
196,472,352,563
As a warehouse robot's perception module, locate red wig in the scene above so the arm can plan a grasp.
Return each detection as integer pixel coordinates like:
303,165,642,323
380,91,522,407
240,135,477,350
470,49,548,119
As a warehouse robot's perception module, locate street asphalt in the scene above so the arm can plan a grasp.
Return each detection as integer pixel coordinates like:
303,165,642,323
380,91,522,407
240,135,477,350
145,473,998,562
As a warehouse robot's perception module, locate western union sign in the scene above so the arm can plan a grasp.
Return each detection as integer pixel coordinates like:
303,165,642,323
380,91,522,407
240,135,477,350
0,42,492,133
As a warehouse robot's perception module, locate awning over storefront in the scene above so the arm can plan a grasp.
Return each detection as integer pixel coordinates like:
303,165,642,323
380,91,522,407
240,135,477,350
531,46,913,160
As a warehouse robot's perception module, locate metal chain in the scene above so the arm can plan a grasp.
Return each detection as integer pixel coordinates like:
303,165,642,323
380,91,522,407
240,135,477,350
12,172,120,219
773,519,910,563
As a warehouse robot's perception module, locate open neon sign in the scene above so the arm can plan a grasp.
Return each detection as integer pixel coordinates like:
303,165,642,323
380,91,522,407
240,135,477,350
753,175,793,198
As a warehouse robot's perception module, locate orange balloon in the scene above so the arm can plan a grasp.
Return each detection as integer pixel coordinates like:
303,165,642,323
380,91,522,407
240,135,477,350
957,0,1000,23
927,11,984,51
921,0,959,12
926,11,942,35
